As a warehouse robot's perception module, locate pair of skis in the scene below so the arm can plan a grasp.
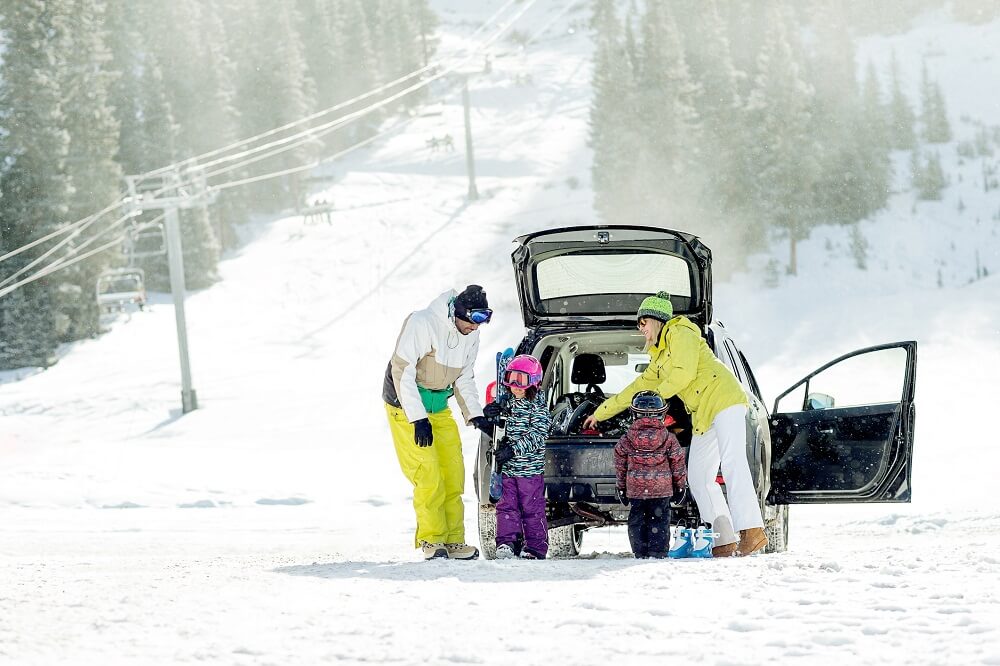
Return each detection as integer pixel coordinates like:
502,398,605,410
489,347,515,504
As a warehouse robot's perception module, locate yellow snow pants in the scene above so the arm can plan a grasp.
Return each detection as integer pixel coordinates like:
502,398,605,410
385,403,466,548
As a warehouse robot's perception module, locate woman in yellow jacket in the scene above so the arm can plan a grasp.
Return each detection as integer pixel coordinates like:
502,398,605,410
583,292,767,557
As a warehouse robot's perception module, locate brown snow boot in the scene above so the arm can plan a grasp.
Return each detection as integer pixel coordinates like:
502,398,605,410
737,527,768,557
712,542,738,558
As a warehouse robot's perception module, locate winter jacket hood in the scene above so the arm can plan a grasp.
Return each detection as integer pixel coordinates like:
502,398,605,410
382,289,484,424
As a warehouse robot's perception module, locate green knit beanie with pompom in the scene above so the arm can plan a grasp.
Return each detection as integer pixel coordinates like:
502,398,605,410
636,291,673,323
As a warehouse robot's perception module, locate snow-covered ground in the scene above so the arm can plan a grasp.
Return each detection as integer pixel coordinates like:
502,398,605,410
1,1,999,664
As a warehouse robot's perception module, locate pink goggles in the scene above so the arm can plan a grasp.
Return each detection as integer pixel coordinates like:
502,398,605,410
502,369,541,389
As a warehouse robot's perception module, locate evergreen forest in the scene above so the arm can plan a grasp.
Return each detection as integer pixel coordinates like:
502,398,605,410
0,0,436,368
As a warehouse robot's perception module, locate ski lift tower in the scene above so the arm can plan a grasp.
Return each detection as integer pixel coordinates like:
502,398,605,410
125,166,215,414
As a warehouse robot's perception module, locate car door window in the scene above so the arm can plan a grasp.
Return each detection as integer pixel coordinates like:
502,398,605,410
774,346,908,413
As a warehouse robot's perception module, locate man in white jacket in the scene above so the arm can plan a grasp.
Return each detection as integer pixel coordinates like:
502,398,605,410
382,285,493,560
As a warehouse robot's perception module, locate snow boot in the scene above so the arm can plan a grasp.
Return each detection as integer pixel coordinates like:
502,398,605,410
421,541,448,560
712,542,738,558
737,527,768,557
445,542,480,560
690,525,719,558
668,525,695,559
495,543,516,559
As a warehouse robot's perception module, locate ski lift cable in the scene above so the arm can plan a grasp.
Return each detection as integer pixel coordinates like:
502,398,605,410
0,199,133,290
0,205,141,293
197,0,539,182
0,203,161,295
137,0,524,181
212,118,412,192
0,195,130,266
0,206,148,299
0,233,127,300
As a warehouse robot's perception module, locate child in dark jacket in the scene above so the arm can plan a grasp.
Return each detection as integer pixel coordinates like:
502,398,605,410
491,354,550,559
614,390,688,558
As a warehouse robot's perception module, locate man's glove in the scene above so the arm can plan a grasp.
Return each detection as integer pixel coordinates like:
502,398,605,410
470,416,492,437
483,402,506,419
494,443,515,467
616,487,630,506
413,418,433,447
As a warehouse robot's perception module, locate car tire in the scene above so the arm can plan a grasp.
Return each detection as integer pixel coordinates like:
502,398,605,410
548,524,585,558
763,503,789,553
478,504,498,560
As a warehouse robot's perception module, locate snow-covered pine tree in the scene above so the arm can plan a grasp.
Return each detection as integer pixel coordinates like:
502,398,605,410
105,2,146,176
335,0,380,140
297,0,347,116
855,60,893,217
741,4,819,276
888,50,917,150
678,0,744,225
915,150,947,200
920,61,952,144
589,0,641,225
633,1,701,222
196,1,246,251
231,0,318,210
56,0,124,341
0,0,73,368
806,2,876,224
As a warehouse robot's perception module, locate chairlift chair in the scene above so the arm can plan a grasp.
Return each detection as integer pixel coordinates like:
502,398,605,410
96,267,147,314
126,222,167,260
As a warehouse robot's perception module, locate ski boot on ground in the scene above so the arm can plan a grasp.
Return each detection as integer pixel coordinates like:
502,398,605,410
445,542,480,560
690,525,720,558
668,525,695,559
421,541,448,560
495,543,516,559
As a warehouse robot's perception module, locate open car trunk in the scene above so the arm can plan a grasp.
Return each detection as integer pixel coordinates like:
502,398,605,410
511,226,713,330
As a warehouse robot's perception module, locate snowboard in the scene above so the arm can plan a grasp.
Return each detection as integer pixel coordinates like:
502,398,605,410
489,347,515,504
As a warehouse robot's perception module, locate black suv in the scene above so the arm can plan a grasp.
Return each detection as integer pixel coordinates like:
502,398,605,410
474,225,917,559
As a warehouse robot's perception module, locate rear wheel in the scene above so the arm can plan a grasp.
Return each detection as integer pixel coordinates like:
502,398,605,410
548,524,585,558
763,503,789,553
478,505,497,560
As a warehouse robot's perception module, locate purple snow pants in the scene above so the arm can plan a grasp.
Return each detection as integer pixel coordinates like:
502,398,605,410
496,474,548,558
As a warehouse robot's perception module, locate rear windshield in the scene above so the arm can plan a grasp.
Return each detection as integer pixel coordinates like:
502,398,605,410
534,251,693,315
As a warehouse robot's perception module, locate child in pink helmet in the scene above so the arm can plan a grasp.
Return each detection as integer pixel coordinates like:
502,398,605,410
493,354,551,559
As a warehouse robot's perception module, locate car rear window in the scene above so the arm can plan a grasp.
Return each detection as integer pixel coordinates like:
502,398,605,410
536,252,692,301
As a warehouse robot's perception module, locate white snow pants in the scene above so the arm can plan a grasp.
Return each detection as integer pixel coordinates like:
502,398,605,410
687,404,764,547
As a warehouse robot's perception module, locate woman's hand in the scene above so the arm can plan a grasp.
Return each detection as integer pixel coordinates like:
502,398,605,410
582,414,599,431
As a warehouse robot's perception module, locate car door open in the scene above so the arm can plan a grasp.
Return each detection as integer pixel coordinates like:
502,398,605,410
768,341,917,504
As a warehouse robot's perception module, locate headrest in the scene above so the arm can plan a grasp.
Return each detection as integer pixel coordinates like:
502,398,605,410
571,353,606,385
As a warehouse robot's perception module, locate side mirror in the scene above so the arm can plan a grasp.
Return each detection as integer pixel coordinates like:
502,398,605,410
804,392,834,410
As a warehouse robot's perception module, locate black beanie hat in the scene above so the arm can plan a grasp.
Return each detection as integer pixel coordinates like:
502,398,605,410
454,284,488,319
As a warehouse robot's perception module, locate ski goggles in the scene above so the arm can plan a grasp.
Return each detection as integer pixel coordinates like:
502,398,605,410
502,369,539,389
458,308,493,324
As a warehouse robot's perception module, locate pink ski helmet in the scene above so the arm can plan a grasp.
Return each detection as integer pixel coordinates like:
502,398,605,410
502,355,543,389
